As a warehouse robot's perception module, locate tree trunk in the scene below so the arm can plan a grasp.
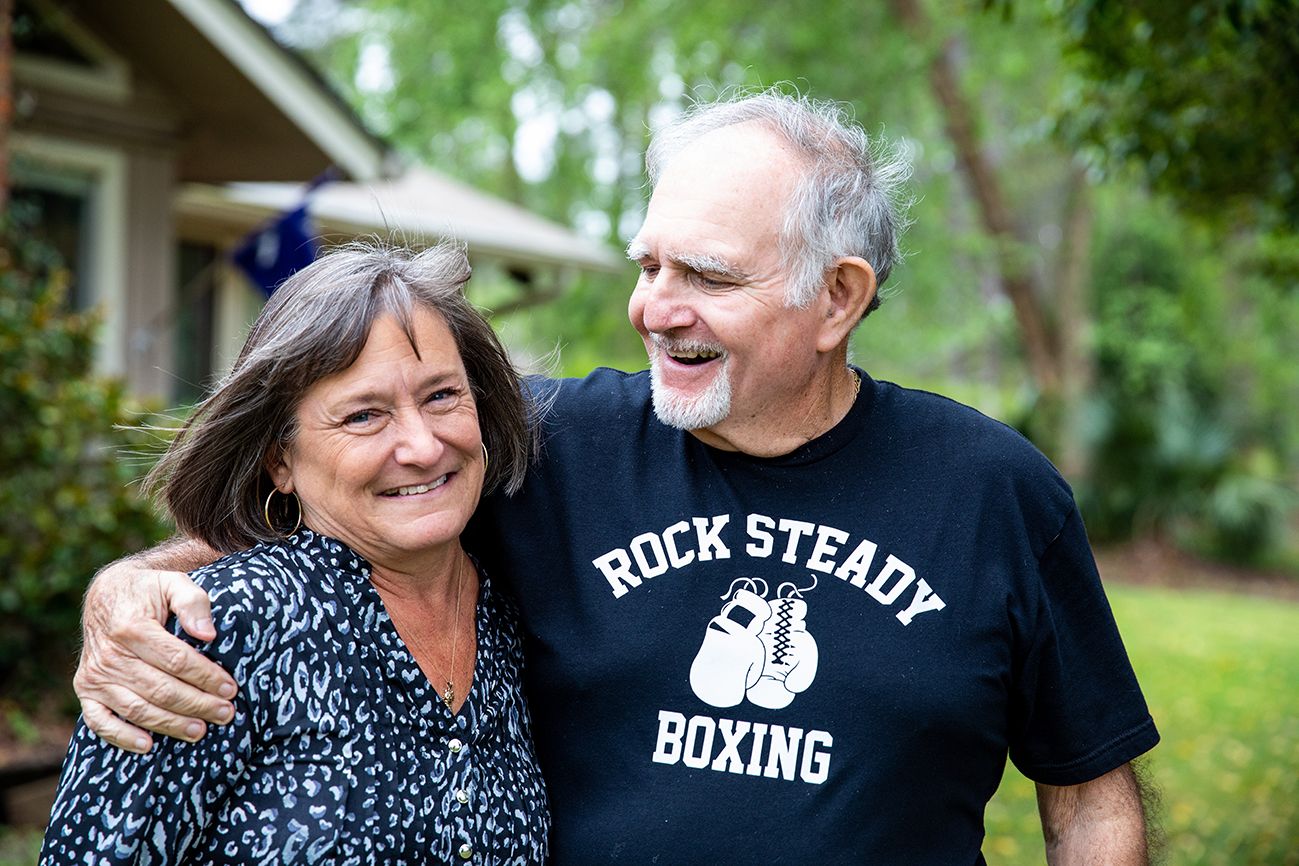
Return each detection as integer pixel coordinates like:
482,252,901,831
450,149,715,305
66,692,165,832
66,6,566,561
885,0,1061,397
1055,163,1095,478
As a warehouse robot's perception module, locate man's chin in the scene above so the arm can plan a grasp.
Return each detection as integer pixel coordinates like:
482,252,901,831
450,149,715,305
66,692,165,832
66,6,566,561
648,354,732,430
649,385,731,431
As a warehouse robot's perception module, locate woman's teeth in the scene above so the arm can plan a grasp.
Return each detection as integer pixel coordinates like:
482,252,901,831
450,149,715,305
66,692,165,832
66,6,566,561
387,476,448,496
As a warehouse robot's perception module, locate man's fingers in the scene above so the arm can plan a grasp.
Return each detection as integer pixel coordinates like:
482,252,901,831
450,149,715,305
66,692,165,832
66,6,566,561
117,617,237,701
90,682,214,744
81,699,154,754
133,660,236,726
76,560,235,746
77,618,234,730
96,627,235,720
158,571,217,642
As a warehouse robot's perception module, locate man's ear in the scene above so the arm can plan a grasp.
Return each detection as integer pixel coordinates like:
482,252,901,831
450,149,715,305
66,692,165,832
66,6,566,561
816,256,877,353
265,445,294,494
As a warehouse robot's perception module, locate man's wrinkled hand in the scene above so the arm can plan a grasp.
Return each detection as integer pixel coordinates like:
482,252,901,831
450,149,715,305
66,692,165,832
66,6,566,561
75,564,238,753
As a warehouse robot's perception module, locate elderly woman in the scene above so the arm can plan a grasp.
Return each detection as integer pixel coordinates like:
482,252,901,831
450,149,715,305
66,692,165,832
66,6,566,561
41,242,548,863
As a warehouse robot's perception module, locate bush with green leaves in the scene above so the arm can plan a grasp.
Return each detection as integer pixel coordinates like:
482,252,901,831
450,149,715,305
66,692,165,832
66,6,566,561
0,218,170,703
1074,198,1297,565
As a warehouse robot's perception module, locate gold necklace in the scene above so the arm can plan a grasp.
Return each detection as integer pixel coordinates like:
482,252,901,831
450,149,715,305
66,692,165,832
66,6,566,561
441,553,466,710
401,551,466,711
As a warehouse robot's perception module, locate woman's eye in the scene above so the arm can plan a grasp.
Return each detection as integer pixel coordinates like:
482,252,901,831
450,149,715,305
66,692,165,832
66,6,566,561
425,388,458,406
344,410,374,425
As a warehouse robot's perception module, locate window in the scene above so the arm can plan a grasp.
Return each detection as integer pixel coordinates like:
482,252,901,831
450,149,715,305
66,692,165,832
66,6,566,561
9,182,94,311
9,137,128,376
173,243,219,404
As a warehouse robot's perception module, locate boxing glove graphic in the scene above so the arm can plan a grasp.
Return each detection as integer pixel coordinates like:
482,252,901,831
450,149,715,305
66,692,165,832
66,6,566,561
746,587,819,710
689,587,771,708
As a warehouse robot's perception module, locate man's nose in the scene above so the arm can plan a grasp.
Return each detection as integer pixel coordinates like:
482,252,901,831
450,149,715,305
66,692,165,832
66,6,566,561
637,269,697,333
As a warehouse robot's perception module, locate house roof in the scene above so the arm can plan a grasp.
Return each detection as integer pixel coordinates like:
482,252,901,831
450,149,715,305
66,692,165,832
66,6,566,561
63,0,392,182
175,167,624,273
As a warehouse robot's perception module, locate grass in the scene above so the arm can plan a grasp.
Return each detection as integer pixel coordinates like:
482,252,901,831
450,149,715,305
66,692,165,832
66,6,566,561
4,584,1297,864
984,584,1299,865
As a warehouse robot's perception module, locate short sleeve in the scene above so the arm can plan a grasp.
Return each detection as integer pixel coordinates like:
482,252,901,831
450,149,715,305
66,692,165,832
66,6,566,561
40,570,266,864
1007,507,1160,786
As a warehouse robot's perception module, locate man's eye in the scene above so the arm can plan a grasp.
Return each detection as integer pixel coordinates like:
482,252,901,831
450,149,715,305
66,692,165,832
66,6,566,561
694,273,730,289
639,264,660,279
345,410,374,425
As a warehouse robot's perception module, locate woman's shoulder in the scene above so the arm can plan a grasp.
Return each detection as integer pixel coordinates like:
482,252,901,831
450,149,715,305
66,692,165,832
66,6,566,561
172,529,366,669
186,531,365,636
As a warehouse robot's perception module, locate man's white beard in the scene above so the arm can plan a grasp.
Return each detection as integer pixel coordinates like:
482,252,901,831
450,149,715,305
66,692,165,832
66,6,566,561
648,343,732,431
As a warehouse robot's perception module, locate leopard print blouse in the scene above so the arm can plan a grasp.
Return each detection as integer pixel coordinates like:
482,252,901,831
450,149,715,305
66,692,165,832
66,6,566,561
42,529,549,864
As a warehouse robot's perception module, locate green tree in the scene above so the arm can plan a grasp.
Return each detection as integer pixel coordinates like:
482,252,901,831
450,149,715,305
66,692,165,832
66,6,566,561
1055,0,1299,230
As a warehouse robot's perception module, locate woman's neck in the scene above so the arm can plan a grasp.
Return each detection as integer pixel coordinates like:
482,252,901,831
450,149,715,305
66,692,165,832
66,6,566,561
367,543,467,608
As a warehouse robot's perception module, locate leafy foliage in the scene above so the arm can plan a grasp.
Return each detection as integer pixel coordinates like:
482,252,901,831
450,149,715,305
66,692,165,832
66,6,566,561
0,216,170,699
1057,0,1299,230
1070,194,1297,563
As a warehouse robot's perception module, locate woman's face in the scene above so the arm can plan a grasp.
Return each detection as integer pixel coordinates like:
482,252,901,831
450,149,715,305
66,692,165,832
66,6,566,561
269,307,485,571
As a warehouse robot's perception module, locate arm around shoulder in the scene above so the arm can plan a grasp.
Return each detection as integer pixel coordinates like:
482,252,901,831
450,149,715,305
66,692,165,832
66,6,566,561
75,537,238,753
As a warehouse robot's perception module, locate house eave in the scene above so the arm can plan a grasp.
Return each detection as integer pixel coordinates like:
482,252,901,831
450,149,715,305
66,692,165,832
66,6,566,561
165,0,391,181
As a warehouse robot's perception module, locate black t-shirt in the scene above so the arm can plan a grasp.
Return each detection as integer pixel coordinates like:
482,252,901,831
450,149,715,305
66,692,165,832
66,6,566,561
471,368,1158,864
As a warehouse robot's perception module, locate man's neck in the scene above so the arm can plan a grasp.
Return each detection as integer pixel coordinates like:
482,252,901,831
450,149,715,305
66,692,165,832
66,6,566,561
689,363,860,457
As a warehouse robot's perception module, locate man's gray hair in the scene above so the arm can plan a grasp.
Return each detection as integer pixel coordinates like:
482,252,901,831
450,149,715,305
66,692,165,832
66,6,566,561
146,240,533,553
645,87,913,312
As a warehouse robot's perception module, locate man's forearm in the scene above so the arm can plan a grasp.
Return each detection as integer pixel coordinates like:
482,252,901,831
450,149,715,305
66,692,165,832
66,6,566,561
1037,764,1151,865
116,536,220,575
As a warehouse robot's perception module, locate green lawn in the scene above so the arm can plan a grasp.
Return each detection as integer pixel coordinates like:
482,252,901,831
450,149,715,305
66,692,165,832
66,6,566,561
5,584,1297,865
985,584,1299,865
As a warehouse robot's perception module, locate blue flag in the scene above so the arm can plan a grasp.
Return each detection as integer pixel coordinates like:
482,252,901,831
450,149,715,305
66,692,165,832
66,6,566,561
232,202,319,297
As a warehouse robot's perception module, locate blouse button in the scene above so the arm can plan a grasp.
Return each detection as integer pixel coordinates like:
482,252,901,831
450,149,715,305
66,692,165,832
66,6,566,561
448,738,463,754
458,842,473,859
455,788,470,804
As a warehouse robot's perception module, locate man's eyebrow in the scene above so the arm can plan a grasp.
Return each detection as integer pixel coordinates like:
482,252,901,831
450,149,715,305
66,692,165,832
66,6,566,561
670,250,748,280
625,242,749,281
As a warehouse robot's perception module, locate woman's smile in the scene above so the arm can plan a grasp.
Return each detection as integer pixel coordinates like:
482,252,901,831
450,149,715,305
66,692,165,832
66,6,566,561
379,474,451,497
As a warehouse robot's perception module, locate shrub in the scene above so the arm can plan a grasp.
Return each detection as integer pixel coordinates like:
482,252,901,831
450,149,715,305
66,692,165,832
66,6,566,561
0,216,170,703
1073,202,1297,565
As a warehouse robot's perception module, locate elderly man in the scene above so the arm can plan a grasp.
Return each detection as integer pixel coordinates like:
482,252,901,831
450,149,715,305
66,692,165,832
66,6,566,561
76,89,1158,864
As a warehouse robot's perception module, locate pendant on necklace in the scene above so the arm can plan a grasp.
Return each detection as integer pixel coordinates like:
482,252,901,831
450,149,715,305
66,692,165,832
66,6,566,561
442,681,455,710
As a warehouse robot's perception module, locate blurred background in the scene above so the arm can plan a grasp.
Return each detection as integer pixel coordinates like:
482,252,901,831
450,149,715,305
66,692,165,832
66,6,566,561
2,0,1296,862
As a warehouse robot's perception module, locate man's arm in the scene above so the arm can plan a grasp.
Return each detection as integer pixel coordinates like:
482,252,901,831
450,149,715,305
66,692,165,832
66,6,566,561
1036,763,1153,865
75,537,238,753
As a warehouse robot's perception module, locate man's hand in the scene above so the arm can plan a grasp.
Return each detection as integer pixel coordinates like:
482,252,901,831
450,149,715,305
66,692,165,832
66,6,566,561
1036,762,1155,865
75,550,238,753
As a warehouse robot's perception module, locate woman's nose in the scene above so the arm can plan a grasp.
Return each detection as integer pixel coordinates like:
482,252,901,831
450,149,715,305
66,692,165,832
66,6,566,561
392,410,445,465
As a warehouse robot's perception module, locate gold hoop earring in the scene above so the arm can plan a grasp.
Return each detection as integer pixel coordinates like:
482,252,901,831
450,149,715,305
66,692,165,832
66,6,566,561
481,442,490,476
263,489,302,537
